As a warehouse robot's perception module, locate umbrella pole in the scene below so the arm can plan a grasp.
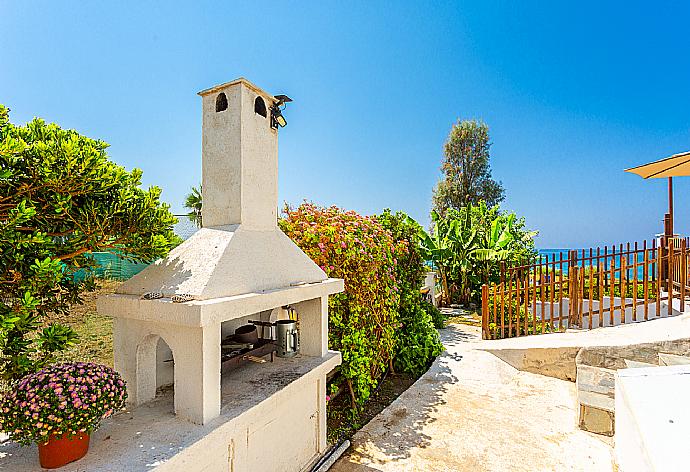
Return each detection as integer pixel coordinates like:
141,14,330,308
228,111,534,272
669,176,674,235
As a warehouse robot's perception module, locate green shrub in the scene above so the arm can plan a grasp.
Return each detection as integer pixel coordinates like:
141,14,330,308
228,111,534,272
377,210,443,375
423,300,445,329
0,105,178,383
394,302,443,374
280,204,399,407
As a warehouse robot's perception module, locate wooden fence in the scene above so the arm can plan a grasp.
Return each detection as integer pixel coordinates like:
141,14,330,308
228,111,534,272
481,238,690,340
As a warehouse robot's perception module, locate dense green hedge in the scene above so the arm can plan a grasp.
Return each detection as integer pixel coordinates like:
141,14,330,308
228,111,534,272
280,204,443,408
377,210,443,375
281,204,399,407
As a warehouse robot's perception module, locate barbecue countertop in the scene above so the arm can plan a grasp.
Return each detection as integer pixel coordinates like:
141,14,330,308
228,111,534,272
0,351,341,471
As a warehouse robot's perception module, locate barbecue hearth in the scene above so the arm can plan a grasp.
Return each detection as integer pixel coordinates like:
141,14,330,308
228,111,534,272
97,78,343,472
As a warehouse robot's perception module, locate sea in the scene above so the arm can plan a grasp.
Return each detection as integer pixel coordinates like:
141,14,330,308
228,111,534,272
538,249,570,262
537,248,649,278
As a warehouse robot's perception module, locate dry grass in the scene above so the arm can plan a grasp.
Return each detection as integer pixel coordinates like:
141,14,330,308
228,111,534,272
47,279,120,367
442,307,482,327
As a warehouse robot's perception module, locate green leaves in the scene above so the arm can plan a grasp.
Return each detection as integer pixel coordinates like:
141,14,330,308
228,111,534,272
37,324,79,353
378,210,444,376
20,291,39,311
0,104,178,383
421,203,538,304
281,204,402,409
184,185,203,227
432,119,505,216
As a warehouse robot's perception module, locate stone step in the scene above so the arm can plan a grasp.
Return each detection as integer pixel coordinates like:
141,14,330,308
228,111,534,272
576,364,615,412
659,352,690,366
575,364,615,436
624,359,657,369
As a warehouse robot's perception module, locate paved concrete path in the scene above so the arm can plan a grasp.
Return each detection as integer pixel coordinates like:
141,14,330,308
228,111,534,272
331,324,614,472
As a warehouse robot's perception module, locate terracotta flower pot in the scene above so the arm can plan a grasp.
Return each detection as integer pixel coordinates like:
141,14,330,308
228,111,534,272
38,433,90,469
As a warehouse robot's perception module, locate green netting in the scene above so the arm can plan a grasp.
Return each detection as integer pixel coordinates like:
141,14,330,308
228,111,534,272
71,221,197,281
73,253,148,281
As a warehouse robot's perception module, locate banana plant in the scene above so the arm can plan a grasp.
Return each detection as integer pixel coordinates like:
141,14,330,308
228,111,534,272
419,211,453,306
446,206,479,303
422,203,538,305
474,212,515,284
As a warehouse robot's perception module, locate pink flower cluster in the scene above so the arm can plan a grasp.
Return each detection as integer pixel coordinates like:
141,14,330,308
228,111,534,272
0,362,127,446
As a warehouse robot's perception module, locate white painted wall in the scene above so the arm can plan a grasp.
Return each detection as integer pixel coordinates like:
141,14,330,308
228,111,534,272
422,272,437,306
152,355,339,472
528,296,680,329
616,365,690,471
199,78,278,230
113,317,221,425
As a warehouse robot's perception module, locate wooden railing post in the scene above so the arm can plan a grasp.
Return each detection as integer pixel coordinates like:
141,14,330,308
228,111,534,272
567,265,573,327
620,244,625,321
481,284,489,340
662,214,672,281
568,250,577,277
681,239,686,313
668,239,674,317
569,266,580,328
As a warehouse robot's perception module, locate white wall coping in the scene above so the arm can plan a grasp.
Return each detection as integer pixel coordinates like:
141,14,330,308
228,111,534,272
98,278,344,327
615,364,690,471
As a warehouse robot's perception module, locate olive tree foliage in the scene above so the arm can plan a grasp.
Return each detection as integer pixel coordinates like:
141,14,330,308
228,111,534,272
432,120,505,216
0,105,179,382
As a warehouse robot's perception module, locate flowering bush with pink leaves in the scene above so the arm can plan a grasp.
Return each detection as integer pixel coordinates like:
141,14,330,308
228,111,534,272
0,362,127,445
280,203,401,407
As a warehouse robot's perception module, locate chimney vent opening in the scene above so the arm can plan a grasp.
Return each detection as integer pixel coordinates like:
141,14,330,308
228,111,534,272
254,96,267,118
215,93,228,112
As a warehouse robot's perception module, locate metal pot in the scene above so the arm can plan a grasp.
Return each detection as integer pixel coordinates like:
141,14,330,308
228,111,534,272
234,324,259,344
275,320,299,357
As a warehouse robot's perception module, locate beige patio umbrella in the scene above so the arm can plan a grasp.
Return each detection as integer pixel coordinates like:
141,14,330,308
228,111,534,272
625,151,690,234
625,151,690,179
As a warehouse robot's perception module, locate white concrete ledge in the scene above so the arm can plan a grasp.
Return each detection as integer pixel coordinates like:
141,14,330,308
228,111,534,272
482,310,690,351
98,278,344,327
0,351,341,471
615,364,690,472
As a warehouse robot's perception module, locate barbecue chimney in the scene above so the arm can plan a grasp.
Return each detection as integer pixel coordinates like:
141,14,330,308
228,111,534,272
116,78,327,300
200,78,277,229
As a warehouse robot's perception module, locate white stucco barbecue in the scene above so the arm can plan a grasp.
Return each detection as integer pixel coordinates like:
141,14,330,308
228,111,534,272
93,78,344,471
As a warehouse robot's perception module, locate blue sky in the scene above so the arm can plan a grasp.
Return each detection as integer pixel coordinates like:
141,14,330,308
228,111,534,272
2,1,690,248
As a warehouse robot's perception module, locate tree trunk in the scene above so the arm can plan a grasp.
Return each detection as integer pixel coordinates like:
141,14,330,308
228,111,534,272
346,378,357,410
440,268,451,306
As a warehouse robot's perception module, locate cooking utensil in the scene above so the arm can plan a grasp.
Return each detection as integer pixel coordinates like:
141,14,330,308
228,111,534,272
235,324,259,344
275,319,299,357
248,320,276,340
